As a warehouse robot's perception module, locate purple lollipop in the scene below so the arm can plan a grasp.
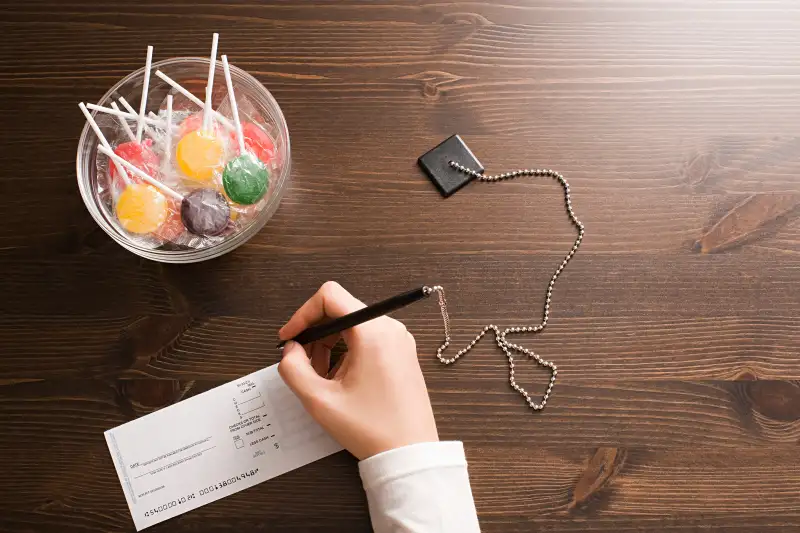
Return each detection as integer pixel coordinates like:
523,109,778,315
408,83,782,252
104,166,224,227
180,188,231,236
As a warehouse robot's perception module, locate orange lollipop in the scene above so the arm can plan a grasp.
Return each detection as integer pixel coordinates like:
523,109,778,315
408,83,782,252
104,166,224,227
176,130,224,182
115,183,168,234
175,33,224,183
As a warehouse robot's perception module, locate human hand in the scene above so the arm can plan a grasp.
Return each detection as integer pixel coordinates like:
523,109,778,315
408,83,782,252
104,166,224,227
278,281,439,460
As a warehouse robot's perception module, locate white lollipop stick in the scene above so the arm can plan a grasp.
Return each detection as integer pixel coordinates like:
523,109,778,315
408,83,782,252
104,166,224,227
118,96,136,114
119,97,164,139
86,102,168,129
98,145,183,202
165,94,173,165
110,102,135,142
147,111,176,133
78,103,131,185
135,46,154,143
221,55,246,154
145,111,177,132
201,33,219,134
154,70,234,131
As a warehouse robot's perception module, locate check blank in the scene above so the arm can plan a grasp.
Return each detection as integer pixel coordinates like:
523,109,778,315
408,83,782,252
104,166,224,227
104,364,343,530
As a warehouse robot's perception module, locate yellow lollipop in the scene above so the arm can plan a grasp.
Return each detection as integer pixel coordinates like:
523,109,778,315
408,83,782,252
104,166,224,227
115,183,168,234
175,32,225,183
176,130,224,182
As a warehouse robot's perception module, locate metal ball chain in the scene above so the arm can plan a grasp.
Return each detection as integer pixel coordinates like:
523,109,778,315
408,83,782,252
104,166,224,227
424,162,585,412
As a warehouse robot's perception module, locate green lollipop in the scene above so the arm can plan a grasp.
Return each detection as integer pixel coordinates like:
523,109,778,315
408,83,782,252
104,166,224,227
223,152,269,205
221,54,270,206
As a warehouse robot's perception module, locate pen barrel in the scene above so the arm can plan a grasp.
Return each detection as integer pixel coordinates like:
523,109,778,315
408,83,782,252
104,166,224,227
291,287,428,345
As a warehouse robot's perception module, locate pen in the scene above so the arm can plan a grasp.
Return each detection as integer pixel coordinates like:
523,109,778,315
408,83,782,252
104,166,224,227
277,286,430,348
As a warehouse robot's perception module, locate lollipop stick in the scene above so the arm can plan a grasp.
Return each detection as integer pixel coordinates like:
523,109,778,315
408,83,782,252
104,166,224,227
118,96,136,115
221,55,246,154
98,145,183,202
119,97,164,138
201,33,219,134
78,102,131,185
154,70,234,131
119,96,156,137
146,111,177,132
86,102,168,129
110,102,135,142
136,46,154,143
165,94,173,165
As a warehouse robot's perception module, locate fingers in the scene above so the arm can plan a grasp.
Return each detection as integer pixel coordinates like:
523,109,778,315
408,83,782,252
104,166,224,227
278,341,333,406
309,342,331,377
310,332,341,377
279,281,366,340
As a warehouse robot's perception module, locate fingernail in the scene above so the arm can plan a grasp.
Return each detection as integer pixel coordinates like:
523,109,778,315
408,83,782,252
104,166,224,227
281,340,296,352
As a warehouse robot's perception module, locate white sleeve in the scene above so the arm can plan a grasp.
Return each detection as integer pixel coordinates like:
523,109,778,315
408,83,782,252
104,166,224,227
358,441,481,533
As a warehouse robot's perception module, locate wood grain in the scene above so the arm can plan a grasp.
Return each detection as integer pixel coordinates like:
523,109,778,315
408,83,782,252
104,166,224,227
1,1,799,532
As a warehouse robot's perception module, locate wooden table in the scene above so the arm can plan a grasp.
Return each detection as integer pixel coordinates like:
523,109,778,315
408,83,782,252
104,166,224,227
2,2,799,532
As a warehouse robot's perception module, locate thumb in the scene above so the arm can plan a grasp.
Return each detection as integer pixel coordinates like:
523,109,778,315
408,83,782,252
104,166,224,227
278,341,332,406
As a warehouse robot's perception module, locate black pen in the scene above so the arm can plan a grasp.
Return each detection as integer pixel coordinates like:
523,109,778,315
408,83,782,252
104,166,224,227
277,286,430,348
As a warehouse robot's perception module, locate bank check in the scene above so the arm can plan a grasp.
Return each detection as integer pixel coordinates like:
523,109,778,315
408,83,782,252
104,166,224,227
104,364,342,530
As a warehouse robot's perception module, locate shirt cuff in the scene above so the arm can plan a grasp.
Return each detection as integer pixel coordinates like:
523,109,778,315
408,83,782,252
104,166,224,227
358,441,467,489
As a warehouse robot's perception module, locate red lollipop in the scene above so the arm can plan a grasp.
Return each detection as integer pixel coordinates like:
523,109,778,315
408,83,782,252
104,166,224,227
241,121,275,164
153,198,186,242
109,139,160,191
179,112,226,138
179,113,203,137
109,46,161,192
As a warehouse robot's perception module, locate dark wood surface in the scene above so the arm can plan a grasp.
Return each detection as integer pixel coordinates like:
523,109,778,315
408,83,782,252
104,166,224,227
1,1,799,531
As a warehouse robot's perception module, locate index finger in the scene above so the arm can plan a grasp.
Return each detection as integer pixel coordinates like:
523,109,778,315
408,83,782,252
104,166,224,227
279,281,366,340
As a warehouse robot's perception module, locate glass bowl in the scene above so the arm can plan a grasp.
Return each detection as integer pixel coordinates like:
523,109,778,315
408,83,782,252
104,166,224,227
76,57,291,263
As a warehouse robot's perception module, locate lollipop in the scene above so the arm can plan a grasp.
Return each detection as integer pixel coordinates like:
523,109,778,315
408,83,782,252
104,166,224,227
179,113,204,137
241,121,276,165
153,197,186,241
105,48,161,188
107,99,184,239
110,137,159,189
114,98,161,189
175,127,224,182
220,55,269,205
99,146,231,237
166,62,274,166
115,183,168,234
222,153,269,205
180,188,231,236
175,33,224,183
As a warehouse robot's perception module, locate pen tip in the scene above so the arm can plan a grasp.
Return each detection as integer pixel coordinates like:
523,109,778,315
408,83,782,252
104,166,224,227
276,340,286,349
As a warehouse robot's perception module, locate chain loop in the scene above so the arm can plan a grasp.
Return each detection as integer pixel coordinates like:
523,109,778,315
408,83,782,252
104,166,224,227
426,162,585,411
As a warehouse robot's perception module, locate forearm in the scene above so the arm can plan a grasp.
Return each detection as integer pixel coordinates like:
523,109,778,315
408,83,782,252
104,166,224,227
359,441,481,533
